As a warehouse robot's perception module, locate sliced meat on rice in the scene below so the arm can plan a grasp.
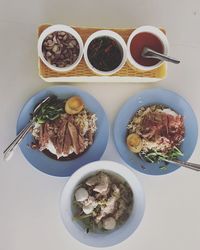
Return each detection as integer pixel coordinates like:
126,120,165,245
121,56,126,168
68,122,80,155
32,108,97,159
62,126,72,156
78,134,85,153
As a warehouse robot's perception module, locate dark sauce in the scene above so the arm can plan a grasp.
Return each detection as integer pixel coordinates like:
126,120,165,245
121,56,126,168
42,147,89,161
130,32,164,66
87,36,123,72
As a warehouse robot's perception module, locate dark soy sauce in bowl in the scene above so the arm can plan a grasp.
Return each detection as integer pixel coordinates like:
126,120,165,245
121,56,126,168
87,36,123,72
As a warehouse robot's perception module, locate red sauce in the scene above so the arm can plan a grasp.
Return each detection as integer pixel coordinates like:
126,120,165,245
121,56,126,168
130,32,164,66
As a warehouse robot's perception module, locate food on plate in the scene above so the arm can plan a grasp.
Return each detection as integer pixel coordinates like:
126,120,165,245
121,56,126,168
73,171,133,233
42,31,80,68
87,36,123,72
31,95,97,160
127,104,185,163
126,133,143,153
130,32,164,66
65,96,84,115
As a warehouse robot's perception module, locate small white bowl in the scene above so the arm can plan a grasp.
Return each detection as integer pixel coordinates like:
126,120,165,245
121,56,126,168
127,25,169,71
38,24,83,72
60,160,145,247
84,30,127,75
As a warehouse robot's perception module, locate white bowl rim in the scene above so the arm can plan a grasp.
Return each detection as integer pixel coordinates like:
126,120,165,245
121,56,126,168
84,30,127,76
38,24,84,72
127,25,169,71
60,160,145,247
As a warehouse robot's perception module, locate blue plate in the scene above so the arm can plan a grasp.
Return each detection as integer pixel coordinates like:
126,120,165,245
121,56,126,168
17,86,109,177
113,88,198,175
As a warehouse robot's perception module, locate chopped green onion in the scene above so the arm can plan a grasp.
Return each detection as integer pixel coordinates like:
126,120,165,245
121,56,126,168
141,146,184,164
34,98,65,124
159,166,168,170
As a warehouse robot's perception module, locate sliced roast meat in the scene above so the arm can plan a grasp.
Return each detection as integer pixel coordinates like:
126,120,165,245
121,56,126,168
44,123,51,143
32,108,97,158
55,119,68,155
63,125,72,155
78,134,85,153
68,122,80,154
38,122,49,150
38,124,44,148
46,123,55,138
140,111,184,145
67,115,75,124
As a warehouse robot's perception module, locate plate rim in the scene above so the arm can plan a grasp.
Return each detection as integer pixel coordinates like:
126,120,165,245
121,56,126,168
16,85,109,177
113,87,198,175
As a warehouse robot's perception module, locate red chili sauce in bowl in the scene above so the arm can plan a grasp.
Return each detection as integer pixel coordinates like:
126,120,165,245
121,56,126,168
130,32,164,66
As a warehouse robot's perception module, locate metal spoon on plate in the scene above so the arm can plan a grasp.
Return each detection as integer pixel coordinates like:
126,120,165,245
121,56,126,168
161,158,200,171
139,154,200,171
3,95,54,161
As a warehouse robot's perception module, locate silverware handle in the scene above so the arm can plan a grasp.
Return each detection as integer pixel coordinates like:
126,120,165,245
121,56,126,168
3,120,34,157
167,159,200,171
3,96,53,161
148,51,180,64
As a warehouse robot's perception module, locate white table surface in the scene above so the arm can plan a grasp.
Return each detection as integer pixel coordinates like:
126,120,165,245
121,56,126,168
1,0,200,249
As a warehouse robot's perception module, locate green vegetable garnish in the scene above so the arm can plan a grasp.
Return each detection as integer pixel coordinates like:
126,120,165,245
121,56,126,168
34,97,65,124
73,215,95,234
140,146,183,164
159,166,168,170
73,213,93,221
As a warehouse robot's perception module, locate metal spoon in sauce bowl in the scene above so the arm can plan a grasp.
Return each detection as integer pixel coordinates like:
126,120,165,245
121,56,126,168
142,47,180,64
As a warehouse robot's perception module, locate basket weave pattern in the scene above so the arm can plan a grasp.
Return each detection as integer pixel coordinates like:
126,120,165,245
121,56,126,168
38,25,166,80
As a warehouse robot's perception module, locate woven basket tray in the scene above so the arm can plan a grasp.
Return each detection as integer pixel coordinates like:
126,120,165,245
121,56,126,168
38,24,167,82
